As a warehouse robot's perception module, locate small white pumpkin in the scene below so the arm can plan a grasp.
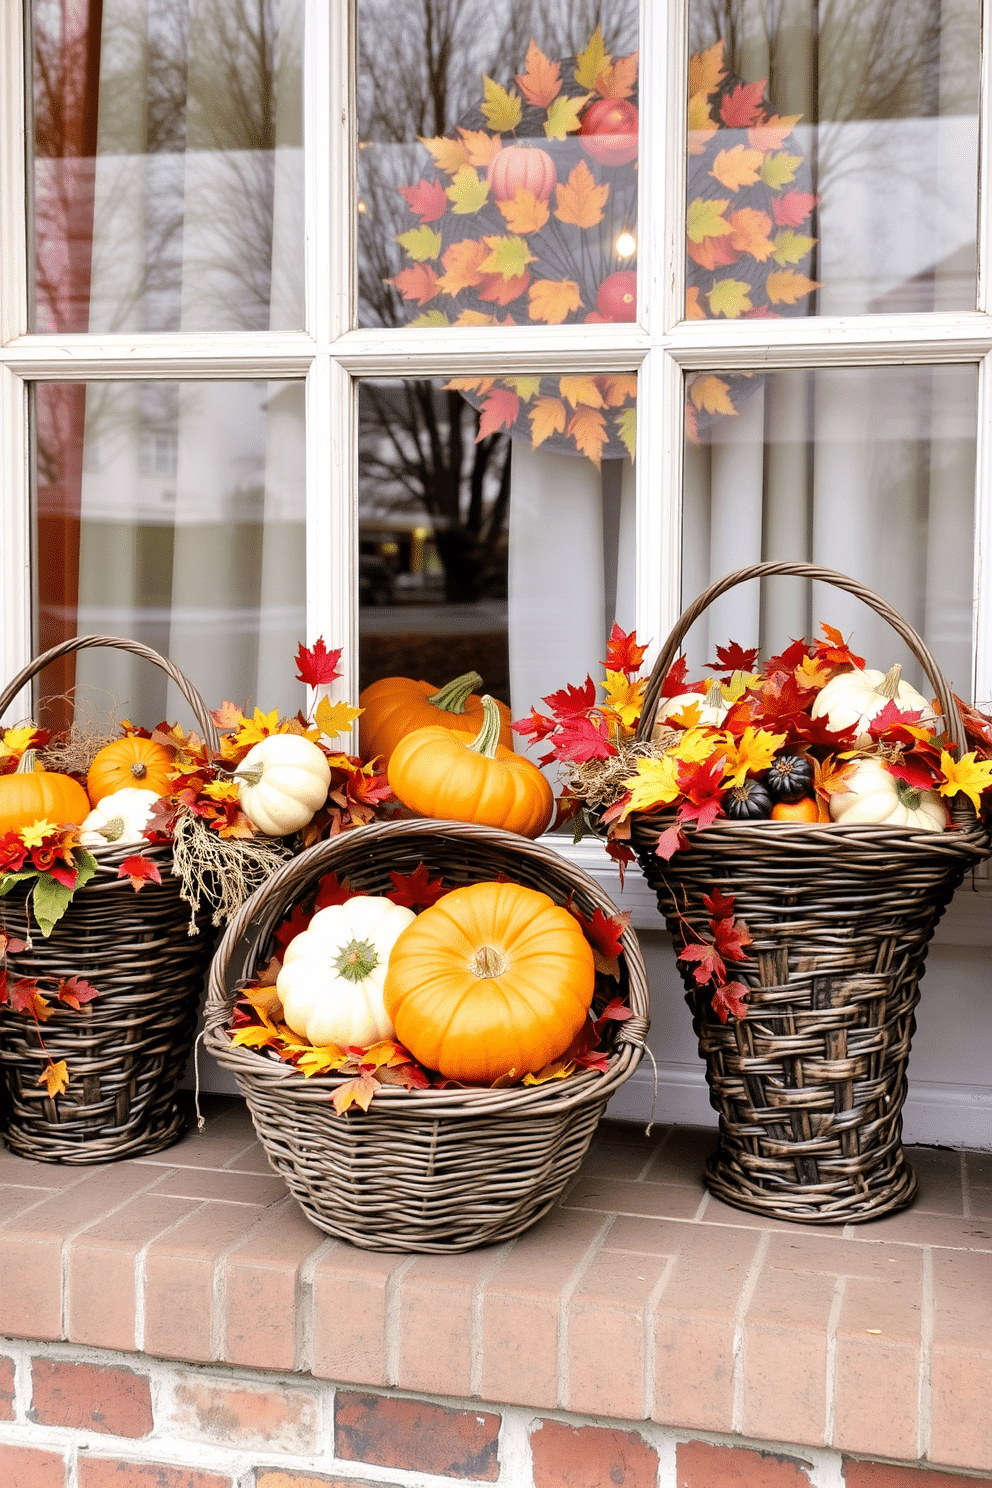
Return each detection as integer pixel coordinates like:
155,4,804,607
235,734,332,836
653,680,728,738
811,664,934,744
828,758,948,831
277,895,416,1047
78,787,160,848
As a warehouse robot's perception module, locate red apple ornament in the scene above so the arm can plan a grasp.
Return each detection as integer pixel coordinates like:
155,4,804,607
488,145,557,202
580,99,639,166
596,271,637,321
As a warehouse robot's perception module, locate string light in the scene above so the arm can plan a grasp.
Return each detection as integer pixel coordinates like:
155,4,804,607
615,231,636,258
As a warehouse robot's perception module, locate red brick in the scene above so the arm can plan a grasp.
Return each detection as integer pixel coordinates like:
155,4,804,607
676,1441,813,1488
31,1357,153,1438
0,1443,66,1488
843,1464,992,1488
334,1391,500,1480
0,1352,15,1418
531,1419,659,1487
77,1461,231,1488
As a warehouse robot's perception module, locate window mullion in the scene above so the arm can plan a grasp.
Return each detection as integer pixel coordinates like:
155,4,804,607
0,365,31,724
0,0,28,345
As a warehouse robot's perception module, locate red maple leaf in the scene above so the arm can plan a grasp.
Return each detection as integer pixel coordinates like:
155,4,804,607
569,904,630,962
604,839,635,886
678,939,727,986
757,670,811,726
295,638,343,687
57,976,99,1010
706,641,760,674
574,1048,611,1072
118,856,163,892
812,622,866,671
712,916,753,964
476,389,520,441
887,755,943,790
676,757,727,829
653,823,686,860
347,769,394,808
602,623,648,676
397,177,448,221
791,714,859,749
658,656,691,698
386,861,448,910
543,677,596,719
866,699,925,738
551,714,613,763
719,79,767,127
764,638,810,675
10,978,49,1021
273,903,315,951
313,871,362,909
511,707,558,743
719,698,760,736
143,794,179,843
712,981,750,1023
772,190,817,227
703,887,736,919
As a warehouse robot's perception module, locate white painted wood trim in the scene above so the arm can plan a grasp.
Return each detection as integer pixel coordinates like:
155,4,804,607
979,0,991,315
0,0,27,346
974,351,992,704
1,334,317,377
0,364,32,725
665,313,992,365
636,348,684,672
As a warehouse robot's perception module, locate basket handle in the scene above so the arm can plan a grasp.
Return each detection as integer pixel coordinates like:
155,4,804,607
0,635,220,751
635,561,966,755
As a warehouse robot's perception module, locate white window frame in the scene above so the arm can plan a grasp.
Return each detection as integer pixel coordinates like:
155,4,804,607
2,0,992,823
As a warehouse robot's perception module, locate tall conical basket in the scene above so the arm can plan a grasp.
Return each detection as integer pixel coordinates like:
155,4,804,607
0,636,218,1163
630,562,990,1224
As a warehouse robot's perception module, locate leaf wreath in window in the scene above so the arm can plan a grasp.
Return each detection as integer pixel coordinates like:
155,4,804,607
385,27,638,463
685,38,819,440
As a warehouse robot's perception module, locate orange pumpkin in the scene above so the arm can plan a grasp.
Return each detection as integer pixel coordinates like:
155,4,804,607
87,736,176,805
0,751,90,834
359,671,513,770
383,880,596,1083
769,796,829,822
386,696,553,839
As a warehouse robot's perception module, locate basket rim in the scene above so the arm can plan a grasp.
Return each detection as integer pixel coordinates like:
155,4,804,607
628,808,991,858
203,817,649,1118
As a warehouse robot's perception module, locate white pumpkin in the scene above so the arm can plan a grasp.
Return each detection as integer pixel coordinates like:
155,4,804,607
277,895,416,1047
235,734,332,835
828,758,948,831
653,681,728,738
811,664,934,744
78,787,160,848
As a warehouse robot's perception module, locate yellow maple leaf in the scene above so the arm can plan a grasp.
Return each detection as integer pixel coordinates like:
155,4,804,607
601,672,646,730
689,374,736,416
420,135,469,175
773,229,817,267
937,750,992,812
765,269,819,305
479,234,534,280
332,1072,378,1115
616,406,636,460
481,76,522,132
444,376,494,394
457,127,503,168
200,779,241,804
455,309,497,325
1,725,40,758
796,655,833,689
671,727,721,764
497,188,551,235
231,1024,282,1050
528,396,567,448
544,93,589,139
505,375,541,401
729,207,774,260
567,407,608,465
555,160,610,229
710,145,764,191
527,277,582,326
760,151,803,189
621,754,682,816
596,51,638,100
560,375,604,409
446,166,490,215
685,285,706,320
40,1059,69,1098
396,225,442,262
686,196,732,243
602,374,637,408
688,39,726,97
437,239,488,296
19,818,58,847
235,706,281,748
523,1057,576,1085
708,278,752,319
516,39,562,108
722,727,788,788
748,114,802,151
315,697,362,739
297,1044,348,1077
687,91,718,156
574,26,608,89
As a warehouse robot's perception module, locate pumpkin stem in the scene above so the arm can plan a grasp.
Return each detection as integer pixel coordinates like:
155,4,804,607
334,937,379,983
465,696,504,759
16,750,40,774
130,761,147,780
471,944,509,979
98,815,126,844
878,663,903,700
704,681,724,710
229,766,264,789
426,670,483,714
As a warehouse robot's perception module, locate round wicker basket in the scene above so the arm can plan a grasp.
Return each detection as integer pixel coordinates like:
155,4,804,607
0,636,219,1164
204,818,649,1253
632,561,991,1225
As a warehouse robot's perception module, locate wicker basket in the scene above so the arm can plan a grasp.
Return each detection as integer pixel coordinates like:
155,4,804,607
204,818,649,1253
631,561,991,1225
0,636,219,1163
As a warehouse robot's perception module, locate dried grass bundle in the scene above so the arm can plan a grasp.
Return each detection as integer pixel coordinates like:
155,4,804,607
170,809,292,932
562,728,680,811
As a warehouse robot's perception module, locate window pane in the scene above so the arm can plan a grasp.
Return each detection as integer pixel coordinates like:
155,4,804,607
683,366,976,696
33,380,306,729
357,2,639,330
686,2,979,317
358,374,636,728
30,0,303,333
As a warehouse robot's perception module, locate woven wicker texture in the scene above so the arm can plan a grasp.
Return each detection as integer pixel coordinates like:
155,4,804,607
632,562,991,1225
204,818,649,1253
0,636,218,1164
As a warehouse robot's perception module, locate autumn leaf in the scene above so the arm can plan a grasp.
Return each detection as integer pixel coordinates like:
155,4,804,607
40,1060,69,1098
937,750,992,812
551,712,613,762
710,145,764,191
622,754,682,815
523,1057,576,1084
689,39,726,97
759,151,803,189
555,160,609,229
616,407,636,459
296,1044,349,1078
748,114,801,151
457,127,503,168
729,207,774,260
315,696,362,738
516,38,561,107
454,309,496,326
686,196,732,244
772,190,817,227
545,93,589,138
396,225,442,261
574,25,608,89
719,79,766,127
332,1071,378,1115
119,855,163,892
231,1022,283,1051
712,981,750,1022
560,375,604,409
505,375,541,401
481,75,522,132
708,279,752,318
685,285,706,319
529,396,567,447
397,178,448,222
678,937,726,986
57,976,99,1010
689,374,736,416
707,642,760,674
765,269,819,306
420,134,469,175
476,389,520,440
601,671,646,730
687,233,738,272
10,977,50,1021
703,886,737,919
211,700,246,731
390,263,440,304
411,309,451,328
386,861,447,910
479,270,529,305
478,234,534,281
601,374,637,408
544,677,596,718
721,726,787,787
567,406,609,465
687,92,718,155
772,228,817,266
712,915,753,963
604,623,647,676
446,166,490,215
497,189,550,235
596,51,638,100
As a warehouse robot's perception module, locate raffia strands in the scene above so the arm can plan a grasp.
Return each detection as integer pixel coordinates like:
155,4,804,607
203,818,651,1253
170,808,292,931
565,730,680,811
38,721,117,778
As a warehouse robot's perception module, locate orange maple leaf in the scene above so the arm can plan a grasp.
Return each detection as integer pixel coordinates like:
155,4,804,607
554,160,609,228
687,233,738,271
211,700,246,730
766,269,819,305
419,135,470,175
437,239,488,295
685,285,706,320
595,51,638,99
527,277,582,324
497,189,551,235
476,389,520,439
479,270,530,306
710,145,764,191
688,374,736,416
457,127,503,169
40,1059,69,1098
566,406,609,465
332,1071,378,1115
528,396,567,447
515,38,561,107
748,114,802,152
688,39,726,97
728,207,774,260
390,263,440,304
560,375,604,409
454,309,497,325
601,374,637,407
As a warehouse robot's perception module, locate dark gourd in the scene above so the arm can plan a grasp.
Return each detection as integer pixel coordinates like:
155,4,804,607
725,780,773,820
765,754,814,800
